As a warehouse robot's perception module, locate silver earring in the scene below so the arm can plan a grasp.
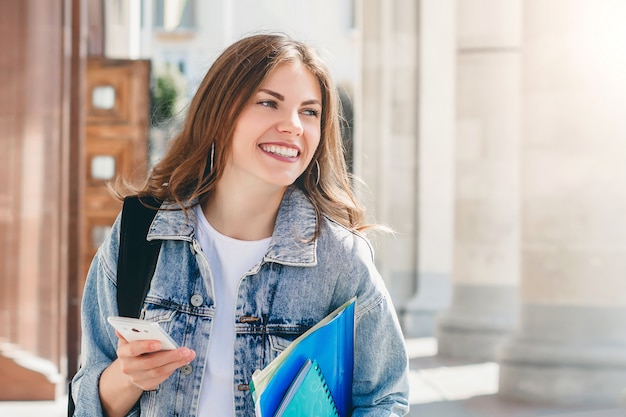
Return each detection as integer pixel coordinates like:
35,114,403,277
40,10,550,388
314,160,320,186
209,142,215,172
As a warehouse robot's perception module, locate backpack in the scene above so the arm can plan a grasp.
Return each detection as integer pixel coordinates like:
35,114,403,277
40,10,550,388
116,196,163,318
68,195,162,415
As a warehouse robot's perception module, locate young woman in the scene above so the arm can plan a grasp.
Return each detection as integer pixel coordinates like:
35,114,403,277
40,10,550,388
71,33,409,417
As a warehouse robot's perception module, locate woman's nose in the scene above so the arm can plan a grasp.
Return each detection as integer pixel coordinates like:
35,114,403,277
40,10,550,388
277,111,304,136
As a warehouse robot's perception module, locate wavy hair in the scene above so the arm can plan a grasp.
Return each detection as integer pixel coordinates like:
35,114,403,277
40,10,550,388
118,33,371,234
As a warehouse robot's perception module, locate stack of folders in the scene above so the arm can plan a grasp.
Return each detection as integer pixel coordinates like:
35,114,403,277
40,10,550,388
274,359,338,417
250,297,356,417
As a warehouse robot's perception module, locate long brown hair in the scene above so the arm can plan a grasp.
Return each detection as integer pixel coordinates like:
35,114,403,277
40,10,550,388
119,33,370,233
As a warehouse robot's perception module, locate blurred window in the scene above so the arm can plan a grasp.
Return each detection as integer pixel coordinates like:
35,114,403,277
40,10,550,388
92,85,116,110
153,0,196,31
91,225,112,249
90,155,116,181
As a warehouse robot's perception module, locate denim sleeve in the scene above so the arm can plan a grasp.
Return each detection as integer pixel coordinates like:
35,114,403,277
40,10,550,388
70,213,140,417
347,237,410,416
351,293,410,416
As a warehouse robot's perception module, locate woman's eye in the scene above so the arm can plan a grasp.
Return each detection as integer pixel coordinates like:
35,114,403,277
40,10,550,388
258,100,277,108
302,109,320,117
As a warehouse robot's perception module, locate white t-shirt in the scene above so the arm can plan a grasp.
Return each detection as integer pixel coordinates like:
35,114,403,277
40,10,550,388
194,205,271,417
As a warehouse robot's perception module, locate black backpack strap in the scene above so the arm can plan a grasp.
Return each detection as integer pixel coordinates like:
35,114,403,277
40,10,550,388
116,195,162,318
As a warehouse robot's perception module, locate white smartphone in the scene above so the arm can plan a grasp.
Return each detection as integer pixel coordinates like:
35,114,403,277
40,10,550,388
107,316,179,350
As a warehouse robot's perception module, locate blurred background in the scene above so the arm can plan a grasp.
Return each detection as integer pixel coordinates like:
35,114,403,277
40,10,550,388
1,0,626,415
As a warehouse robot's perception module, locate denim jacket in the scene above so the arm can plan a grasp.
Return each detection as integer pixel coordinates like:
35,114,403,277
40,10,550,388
71,186,409,416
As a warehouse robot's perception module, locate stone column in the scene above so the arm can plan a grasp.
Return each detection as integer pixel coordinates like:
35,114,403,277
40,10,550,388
436,0,522,360
403,0,456,338
356,0,419,311
498,0,626,405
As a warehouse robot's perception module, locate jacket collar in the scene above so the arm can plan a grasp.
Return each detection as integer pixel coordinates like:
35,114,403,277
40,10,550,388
147,186,318,266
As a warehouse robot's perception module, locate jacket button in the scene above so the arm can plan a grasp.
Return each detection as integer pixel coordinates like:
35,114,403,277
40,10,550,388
239,316,261,324
190,294,203,306
181,364,193,375
237,384,250,391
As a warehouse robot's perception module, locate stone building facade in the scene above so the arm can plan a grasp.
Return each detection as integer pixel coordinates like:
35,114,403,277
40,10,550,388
360,0,626,406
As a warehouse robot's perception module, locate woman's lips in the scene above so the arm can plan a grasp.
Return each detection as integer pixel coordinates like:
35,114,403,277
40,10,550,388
259,144,300,160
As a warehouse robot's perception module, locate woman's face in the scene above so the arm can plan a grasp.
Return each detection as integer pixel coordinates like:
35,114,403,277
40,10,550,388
225,62,322,190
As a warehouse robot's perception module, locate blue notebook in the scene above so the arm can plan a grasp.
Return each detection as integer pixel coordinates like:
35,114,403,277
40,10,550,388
274,359,339,417
251,297,355,417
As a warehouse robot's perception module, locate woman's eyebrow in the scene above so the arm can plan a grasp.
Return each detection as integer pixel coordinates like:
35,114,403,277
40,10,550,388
258,88,321,107
302,99,322,106
259,88,284,101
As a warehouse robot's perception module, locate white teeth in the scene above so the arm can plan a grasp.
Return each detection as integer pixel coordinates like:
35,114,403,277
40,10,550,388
261,145,298,158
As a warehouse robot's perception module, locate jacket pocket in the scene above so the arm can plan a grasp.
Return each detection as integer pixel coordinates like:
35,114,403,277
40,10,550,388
265,323,311,362
140,304,177,326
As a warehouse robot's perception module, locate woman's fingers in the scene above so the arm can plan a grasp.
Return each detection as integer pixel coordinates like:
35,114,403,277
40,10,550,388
114,331,196,391
123,349,196,390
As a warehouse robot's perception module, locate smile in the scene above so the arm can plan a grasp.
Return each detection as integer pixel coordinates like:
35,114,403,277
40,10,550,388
259,144,299,158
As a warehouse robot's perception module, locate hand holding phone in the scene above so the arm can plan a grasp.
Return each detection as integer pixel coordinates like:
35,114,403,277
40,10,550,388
107,316,179,350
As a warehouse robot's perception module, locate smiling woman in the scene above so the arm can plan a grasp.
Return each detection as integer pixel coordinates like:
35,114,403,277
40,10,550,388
227,62,322,194
70,33,409,417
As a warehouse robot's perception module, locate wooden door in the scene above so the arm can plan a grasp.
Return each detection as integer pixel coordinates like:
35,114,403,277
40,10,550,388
83,58,151,283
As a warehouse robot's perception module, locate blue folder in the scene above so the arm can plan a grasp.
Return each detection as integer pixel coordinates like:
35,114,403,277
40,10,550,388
274,359,339,417
250,297,355,417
